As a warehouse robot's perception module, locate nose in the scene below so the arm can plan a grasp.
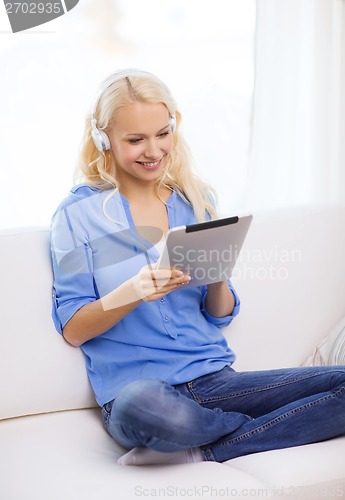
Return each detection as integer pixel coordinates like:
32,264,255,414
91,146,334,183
144,138,161,159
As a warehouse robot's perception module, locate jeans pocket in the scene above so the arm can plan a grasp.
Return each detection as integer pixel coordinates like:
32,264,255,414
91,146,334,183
187,365,234,403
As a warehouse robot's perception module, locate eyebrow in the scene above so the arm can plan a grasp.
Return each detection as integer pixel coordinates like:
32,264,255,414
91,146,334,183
125,124,170,137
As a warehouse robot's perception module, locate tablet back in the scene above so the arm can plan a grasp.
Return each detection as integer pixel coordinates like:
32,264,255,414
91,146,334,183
158,214,253,288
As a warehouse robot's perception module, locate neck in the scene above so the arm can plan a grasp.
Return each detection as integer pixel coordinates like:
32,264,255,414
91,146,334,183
119,183,156,202
119,180,172,204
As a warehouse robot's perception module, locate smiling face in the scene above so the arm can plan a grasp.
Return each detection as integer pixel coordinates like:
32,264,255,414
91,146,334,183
108,101,174,189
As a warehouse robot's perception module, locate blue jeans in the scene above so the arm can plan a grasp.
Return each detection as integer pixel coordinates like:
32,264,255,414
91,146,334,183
101,365,345,462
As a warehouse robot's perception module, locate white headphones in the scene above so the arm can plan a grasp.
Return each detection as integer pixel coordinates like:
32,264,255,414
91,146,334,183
91,69,176,153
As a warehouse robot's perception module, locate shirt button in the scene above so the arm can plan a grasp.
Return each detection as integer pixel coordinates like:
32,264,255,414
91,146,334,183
164,316,168,321
160,298,164,302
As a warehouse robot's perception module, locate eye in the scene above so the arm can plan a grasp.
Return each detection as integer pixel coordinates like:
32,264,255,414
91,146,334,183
128,138,143,144
158,131,170,138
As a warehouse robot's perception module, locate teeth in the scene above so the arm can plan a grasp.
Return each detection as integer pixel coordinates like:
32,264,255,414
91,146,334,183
140,159,160,167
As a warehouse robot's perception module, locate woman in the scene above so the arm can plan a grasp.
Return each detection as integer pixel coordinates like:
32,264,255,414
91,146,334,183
51,68,345,466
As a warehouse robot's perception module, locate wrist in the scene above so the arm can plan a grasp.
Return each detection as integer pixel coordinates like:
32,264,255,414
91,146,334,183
101,277,142,311
207,280,228,290
205,280,234,318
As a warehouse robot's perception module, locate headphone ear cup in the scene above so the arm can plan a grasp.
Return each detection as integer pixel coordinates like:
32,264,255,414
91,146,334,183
99,130,111,151
170,115,176,133
91,127,111,152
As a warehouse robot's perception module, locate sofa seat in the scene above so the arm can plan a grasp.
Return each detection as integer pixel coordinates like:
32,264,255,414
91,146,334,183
1,408,344,500
2,407,345,500
1,409,269,500
230,437,345,497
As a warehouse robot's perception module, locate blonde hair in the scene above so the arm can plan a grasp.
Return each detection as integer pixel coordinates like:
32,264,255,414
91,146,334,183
75,69,218,222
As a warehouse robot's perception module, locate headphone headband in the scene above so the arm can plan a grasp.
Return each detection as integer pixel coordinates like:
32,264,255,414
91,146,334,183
91,69,176,152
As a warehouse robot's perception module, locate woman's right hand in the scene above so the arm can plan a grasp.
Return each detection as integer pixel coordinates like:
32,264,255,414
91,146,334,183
131,264,191,302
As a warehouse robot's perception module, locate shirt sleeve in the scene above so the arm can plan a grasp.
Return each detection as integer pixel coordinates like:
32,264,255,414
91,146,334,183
200,279,240,328
50,199,99,335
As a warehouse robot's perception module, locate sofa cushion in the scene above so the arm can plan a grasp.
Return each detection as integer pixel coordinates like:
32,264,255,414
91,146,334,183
0,409,268,500
0,229,97,420
1,408,344,500
229,436,345,492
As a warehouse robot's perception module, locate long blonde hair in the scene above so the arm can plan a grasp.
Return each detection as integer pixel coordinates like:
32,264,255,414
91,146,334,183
76,69,218,222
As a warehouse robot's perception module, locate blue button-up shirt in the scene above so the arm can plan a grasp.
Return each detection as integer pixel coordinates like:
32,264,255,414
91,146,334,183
50,185,240,407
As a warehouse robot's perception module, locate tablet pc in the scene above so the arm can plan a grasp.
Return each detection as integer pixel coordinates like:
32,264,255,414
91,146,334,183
157,213,253,288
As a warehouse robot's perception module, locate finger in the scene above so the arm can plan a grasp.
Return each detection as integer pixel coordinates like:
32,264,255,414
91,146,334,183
154,277,191,296
141,267,186,289
150,268,183,280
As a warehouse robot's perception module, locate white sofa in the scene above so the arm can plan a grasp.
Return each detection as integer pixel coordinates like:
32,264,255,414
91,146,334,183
1,204,345,500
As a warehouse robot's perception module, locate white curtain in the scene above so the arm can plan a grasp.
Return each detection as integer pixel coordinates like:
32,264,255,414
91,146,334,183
246,0,345,209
